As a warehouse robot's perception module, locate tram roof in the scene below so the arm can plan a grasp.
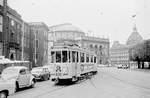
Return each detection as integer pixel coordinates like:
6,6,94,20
51,44,96,55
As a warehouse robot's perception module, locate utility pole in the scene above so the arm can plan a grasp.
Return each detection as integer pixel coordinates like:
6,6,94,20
34,30,37,66
21,21,24,60
2,0,7,58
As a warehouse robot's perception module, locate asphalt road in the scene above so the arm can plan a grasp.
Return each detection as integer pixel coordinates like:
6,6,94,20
8,67,150,98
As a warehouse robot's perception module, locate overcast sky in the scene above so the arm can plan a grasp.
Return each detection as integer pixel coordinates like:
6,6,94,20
8,0,150,46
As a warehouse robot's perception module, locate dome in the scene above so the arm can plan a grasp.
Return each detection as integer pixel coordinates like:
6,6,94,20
126,26,143,45
49,23,84,33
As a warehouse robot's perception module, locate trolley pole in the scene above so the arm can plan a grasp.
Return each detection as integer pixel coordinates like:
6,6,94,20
2,0,7,58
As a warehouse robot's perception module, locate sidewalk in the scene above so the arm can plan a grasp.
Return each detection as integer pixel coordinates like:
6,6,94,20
129,68,150,73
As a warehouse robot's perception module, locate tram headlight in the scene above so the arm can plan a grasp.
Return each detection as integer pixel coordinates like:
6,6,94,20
62,67,68,74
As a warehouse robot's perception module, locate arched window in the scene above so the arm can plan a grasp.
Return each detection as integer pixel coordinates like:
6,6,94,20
90,44,93,48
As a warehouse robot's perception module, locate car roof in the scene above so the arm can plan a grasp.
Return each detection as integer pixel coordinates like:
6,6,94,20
5,66,27,70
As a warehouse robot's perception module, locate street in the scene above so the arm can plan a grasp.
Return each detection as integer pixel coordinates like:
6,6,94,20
8,67,150,98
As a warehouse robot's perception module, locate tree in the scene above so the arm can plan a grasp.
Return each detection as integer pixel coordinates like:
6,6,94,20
129,39,150,68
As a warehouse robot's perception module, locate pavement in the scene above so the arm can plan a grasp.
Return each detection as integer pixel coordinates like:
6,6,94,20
8,67,150,98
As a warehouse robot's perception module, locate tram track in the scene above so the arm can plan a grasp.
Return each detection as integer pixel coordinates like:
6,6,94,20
32,78,91,98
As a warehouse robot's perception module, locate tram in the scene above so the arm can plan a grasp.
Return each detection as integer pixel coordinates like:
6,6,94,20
49,44,98,84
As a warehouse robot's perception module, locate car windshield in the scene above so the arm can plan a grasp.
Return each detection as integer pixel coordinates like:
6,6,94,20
31,68,42,73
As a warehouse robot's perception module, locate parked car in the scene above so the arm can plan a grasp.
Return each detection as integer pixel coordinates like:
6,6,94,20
0,66,36,98
31,67,50,81
117,64,129,69
0,75,15,98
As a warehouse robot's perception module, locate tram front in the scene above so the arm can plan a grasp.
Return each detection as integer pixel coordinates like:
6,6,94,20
50,50,72,84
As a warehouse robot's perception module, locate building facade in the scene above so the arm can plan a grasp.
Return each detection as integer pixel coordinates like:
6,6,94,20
29,22,49,67
79,36,109,64
22,22,31,61
0,0,3,56
48,23,110,65
110,26,143,66
2,6,23,60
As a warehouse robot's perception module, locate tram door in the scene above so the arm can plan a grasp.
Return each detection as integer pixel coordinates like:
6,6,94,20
74,52,78,76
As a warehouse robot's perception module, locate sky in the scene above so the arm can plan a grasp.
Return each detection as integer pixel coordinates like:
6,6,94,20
8,0,150,46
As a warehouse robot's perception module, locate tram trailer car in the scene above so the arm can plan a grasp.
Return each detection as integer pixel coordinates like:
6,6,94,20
49,45,98,84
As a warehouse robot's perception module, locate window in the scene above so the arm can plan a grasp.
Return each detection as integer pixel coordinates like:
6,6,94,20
91,55,93,63
68,51,71,62
36,39,39,48
86,54,89,62
36,53,39,59
77,52,79,62
11,20,15,26
62,51,68,63
20,69,26,75
94,56,96,63
51,51,55,63
56,51,61,63
80,53,85,63
0,16,2,32
72,51,76,63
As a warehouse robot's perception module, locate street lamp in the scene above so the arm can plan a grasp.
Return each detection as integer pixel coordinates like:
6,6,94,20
34,30,37,66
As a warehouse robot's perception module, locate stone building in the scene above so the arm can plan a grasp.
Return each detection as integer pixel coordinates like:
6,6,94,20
2,6,23,60
0,0,3,56
29,22,49,67
48,23,110,65
110,26,143,66
22,22,31,61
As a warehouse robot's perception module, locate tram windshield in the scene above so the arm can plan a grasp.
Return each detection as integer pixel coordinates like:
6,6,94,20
51,51,68,63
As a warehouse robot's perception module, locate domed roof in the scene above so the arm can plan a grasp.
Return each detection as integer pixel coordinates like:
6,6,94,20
49,23,84,33
126,26,143,45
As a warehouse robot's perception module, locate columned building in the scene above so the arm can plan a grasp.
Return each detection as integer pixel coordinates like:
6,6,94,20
110,25,143,66
48,23,110,65
79,36,109,64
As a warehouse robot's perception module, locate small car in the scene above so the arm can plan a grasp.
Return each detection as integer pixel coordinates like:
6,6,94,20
31,67,50,81
0,66,36,97
117,64,129,69
1,66,36,90
0,76,15,98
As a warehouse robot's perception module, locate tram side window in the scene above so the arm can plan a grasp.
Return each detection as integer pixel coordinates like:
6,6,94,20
91,55,93,63
69,51,71,62
86,54,89,62
72,51,76,63
51,51,55,63
77,52,79,62
56,51,61,63
80,53,85,63
94,56,96,63
62,51,67,63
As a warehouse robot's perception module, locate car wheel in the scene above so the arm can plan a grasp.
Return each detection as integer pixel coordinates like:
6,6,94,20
0,92,7,98
55,78,59,85
30,80,35,88
15,82,19,92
